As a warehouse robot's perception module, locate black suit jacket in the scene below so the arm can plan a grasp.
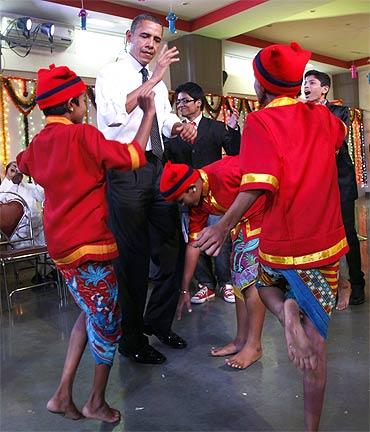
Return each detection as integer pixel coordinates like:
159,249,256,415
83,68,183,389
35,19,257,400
164,116,240,169
327,103,358,202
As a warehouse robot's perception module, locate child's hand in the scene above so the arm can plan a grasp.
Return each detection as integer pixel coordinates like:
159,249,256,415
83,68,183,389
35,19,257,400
226,107,240,129
137,90,156,115
176,290,192,320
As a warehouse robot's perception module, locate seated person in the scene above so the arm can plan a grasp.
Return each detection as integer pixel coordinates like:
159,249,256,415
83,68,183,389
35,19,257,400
0,161,45,247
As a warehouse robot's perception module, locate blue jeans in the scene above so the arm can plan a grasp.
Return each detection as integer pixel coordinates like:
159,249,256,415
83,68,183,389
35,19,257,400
194,215,232,290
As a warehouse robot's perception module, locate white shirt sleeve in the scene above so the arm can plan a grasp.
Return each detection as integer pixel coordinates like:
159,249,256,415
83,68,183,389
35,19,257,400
95,64,129,130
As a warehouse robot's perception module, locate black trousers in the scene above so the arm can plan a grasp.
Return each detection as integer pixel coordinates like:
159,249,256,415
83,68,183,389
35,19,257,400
107,153,181,352
341,199,365,291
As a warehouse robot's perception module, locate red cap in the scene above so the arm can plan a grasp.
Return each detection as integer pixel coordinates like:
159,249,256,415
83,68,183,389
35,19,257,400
160,161,200,201
253,42,311,97
35,64,86,109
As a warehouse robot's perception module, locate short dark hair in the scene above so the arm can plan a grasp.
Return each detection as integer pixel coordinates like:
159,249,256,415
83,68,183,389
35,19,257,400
42,96,80,116
175,82,205,110
304,70,331,88
130,14,162,34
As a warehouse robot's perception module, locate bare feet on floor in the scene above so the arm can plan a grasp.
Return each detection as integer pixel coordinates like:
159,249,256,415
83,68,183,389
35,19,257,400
225,345,262,369
47,396,84,420
336,279,351,311
210,339,245,357
82,402,121,423
284,299,317,371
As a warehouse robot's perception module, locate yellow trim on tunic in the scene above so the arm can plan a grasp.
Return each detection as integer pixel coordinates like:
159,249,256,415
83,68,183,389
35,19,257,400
199,169,209,196
265,97,298,109
209,194,227,213
54,242,118,265
259,237,348,266
189,232,199,241
241,173,279,190
231,219,261,238
46,116,73,125
199,169,227,212
127,143,140,170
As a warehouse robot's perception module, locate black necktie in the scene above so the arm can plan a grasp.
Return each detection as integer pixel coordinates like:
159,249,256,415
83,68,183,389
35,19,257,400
140,67,163,159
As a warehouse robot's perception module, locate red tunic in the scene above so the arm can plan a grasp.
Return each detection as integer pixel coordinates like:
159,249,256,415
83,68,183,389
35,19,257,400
188,156,265,242
239,97,348,269
17,116,146,268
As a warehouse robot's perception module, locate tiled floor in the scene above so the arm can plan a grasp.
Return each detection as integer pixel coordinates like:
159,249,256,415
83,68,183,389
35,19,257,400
1,197,369,432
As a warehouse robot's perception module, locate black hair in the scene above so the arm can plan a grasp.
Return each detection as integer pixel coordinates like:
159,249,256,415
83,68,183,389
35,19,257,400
130,14,162,34
304,70,331,88
175,82,205,110
42,96,80,116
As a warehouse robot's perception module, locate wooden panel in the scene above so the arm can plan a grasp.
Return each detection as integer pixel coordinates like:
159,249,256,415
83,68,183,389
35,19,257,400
169,35,223,94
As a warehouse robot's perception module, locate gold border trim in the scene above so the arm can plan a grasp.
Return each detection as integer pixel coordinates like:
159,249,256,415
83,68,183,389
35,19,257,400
54,242,118,265
46,116,73,125
241,173,279,189
259,238,348,266
199,169,209,196
265,97,298,109
189,232,199,241
127,143,140,170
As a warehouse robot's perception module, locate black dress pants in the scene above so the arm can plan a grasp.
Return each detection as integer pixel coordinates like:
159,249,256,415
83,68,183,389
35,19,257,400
341,199,365,292
107,154,181,352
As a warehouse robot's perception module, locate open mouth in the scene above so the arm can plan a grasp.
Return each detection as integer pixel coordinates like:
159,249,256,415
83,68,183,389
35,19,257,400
304,90,311,97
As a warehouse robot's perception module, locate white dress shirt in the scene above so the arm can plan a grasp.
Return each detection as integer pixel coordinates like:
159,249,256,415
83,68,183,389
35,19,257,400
95,52,180,151
0,177,45,247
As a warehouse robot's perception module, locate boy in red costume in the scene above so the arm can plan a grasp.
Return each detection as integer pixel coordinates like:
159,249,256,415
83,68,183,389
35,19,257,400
193,43,348,431
17,64,155,423
160,157,266,369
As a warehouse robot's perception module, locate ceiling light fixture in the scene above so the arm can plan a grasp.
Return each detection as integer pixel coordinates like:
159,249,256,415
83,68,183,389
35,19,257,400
40,23,55,43
16,17,32,38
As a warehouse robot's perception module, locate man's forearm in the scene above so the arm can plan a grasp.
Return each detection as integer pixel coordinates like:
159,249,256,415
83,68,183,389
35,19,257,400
125,79,158,114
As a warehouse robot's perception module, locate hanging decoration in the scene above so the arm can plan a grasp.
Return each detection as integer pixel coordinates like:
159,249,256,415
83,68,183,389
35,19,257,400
0,81,10,171
0,76,96,168
350,62,357,79
0,76,368,187
348,108,368,187
78,0,88,30
166,9,178,34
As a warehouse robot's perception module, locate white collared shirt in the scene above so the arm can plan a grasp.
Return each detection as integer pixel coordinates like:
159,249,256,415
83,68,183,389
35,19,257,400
0,177,45,246
182,113,203,128
95,52,180,151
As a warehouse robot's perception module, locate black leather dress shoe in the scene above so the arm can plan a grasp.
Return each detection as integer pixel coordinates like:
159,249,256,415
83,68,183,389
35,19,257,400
349,292,366,305
154,331,187,349
118,345,166,364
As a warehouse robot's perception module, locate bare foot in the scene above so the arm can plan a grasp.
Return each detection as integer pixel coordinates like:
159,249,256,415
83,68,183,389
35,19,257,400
210,339,245,357
284,299,317,370
336,279,351,311
47,396,84,420
225,345,262,369
82,402,121,423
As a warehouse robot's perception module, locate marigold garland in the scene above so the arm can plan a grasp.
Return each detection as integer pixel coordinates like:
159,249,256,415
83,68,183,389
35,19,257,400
0,76,368,187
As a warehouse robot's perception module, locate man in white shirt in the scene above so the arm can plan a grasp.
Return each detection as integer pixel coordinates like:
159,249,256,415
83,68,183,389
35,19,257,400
95,13,196,364
0,161,45,247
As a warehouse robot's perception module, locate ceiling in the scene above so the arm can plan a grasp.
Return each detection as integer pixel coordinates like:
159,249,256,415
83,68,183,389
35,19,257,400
0,0,369,72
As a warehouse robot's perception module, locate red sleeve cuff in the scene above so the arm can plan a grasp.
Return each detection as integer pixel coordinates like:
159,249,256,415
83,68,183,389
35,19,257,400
240,173,278,193
127,140,146,170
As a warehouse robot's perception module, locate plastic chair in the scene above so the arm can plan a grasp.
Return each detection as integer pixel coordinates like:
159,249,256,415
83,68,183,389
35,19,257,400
0,191,64,311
